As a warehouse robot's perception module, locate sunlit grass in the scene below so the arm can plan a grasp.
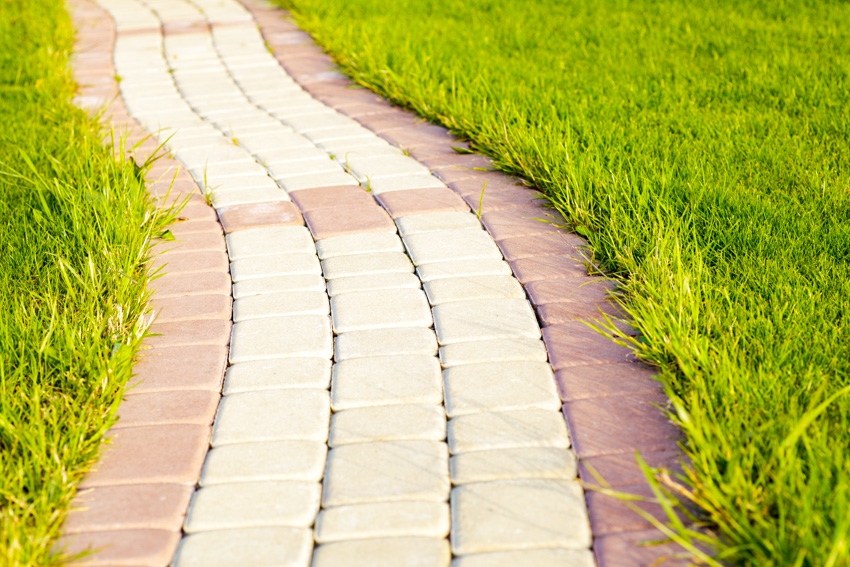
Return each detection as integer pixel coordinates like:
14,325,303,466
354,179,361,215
279,0,850,564
0,0,173,563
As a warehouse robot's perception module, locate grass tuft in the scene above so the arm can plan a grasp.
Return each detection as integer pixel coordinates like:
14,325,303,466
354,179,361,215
0,0,174,563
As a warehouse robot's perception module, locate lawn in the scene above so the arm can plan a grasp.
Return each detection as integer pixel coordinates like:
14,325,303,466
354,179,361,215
279,0,850,564
0,0,172,563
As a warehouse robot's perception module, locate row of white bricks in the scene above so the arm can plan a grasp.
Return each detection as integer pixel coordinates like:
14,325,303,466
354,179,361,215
97,0,595,565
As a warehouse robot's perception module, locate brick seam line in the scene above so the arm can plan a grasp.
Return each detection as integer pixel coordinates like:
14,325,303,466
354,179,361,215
59,1,232,564
238,1,693,565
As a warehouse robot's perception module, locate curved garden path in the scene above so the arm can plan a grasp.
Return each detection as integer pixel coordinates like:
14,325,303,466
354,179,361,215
63,0,687,565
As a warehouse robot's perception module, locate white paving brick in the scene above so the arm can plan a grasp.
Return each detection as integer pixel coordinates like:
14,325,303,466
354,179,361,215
423,275,526,305
189,160,267,179
316,233,403,259
173,527,312,567
450,479,591,553
223,358,331,394
416,259,512,282
450,447,577,485
321,252,412,279
403,230,502,265
366,174,445,194
329,404,446,447
447,410,570,454
451,549,596,567
439,338,548,366
267,159,342,180
312,537,450,567
333,327,437,361
432,299,540,344
212,389,330,445
331,355,442,410
322,441,450,506
276,171,358,192
331,289,431,333
184,481,321,531
226,226,315,259
200,440,327,485
229,253,322,281
326,272,421,297
229,315,332,362
210,187,290,208
397,212,482,236
443,361,561,417
314,501,450,543
232,274,326,299
233,291,329,321
341,152,431,180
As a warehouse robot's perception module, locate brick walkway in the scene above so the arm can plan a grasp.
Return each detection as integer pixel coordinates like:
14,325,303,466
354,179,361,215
62,0,687,565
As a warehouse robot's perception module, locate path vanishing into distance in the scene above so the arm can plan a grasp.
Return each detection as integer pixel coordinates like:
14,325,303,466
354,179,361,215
63,0,686,565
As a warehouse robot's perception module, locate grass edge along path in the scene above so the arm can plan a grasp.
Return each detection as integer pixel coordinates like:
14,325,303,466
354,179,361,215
277,1,850,565
0,0,176,564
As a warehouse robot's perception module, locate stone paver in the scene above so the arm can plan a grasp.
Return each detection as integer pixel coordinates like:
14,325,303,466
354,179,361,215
330,288,431,333
438,338,548,367
211,389,330,445
451,479,591,554
330,355,442,410
315,232,403,259
432,298,541,344
450,447,577,485
233,290,329,321
314,501,450,543
321,252,412,279
229,315,332,362
333,327,437,361
223,357,332,393
184,481,321,531
311,537,450,567
173,527,313,567
423,275,525,305
326,272,422,297
200,440,327,485
329,404,446,446
447,410,570,454
322,440,450,506
443,361,561,417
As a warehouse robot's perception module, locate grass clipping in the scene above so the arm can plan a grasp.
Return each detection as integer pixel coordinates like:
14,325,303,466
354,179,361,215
0,0,174,564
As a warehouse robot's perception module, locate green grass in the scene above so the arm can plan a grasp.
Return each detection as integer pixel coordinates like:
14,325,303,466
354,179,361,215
0,1,172,564
278,0,850,564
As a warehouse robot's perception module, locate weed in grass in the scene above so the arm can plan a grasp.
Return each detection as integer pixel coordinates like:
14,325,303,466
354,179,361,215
280,0,850,564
